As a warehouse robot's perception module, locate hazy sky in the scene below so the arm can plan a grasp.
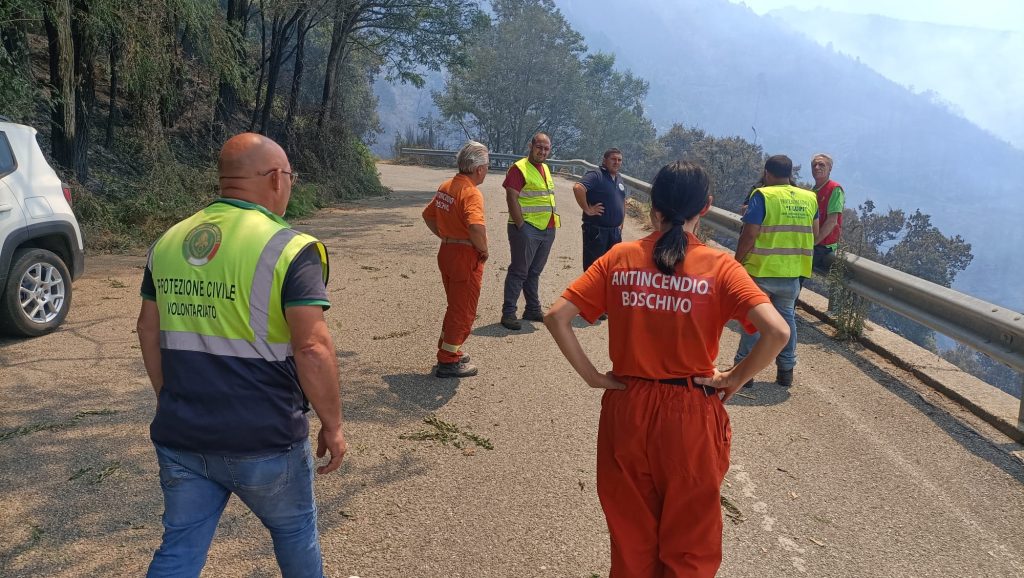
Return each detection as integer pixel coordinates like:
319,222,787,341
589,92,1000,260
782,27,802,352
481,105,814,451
730,0,1024,32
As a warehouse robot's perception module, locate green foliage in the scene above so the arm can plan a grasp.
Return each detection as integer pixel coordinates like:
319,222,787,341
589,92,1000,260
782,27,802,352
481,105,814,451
826,243,867,340
284,183,323,220
436,0,586,153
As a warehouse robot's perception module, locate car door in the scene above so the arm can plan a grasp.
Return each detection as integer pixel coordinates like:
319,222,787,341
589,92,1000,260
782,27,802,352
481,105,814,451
0,130,28,244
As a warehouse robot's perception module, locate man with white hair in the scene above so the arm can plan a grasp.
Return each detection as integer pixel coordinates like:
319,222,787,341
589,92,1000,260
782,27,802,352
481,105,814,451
811,153,845,271
422,141,491,377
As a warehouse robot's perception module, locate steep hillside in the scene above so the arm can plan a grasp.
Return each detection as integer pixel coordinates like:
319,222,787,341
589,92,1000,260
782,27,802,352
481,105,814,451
768,7,1024,151
557,0,1023,310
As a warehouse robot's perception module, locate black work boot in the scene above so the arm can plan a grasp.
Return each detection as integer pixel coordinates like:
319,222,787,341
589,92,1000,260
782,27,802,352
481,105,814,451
522,310,544,322
436,361,479,378
776,368,794,387
500,317,522,330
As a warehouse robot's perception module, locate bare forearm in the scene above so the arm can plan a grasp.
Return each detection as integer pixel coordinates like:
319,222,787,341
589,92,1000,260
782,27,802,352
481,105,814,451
294,343,343,431
505,188,524,226
139,330,163,395
573,184,589,211
731,303,789,385
815,215,837,244
137,300,163,395
468,224,488,255
424,217,441,238
544,301,600,383
735,234,755,264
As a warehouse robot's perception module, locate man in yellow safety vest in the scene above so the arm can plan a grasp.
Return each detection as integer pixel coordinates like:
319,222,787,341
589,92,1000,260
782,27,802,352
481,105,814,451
500,132,560,330
733,155,819,388
137,133,346,577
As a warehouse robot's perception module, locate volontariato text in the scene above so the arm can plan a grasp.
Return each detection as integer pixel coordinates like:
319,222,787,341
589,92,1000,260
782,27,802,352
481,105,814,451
154,277,239,319
611,269,712,314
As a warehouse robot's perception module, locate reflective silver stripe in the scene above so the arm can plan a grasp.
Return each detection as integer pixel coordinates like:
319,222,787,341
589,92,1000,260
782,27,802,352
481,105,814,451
521,205,555,214
250,229,299,341
760,225,813,234
749,247,814,257
519,189,554,198
160,331,293,361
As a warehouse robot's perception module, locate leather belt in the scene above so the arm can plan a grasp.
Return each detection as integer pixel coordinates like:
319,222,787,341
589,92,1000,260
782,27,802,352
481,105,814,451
442,237,474,245
656,377,716,396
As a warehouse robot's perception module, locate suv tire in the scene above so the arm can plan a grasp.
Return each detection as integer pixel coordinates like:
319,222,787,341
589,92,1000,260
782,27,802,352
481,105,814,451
0,248,73,337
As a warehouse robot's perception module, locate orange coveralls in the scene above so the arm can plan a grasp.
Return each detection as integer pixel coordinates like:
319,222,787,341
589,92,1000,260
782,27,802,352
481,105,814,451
423,173,486,364
562,231,769,578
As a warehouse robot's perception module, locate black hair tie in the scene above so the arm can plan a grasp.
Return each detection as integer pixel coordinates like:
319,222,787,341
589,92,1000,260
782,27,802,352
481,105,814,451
671,218,686,226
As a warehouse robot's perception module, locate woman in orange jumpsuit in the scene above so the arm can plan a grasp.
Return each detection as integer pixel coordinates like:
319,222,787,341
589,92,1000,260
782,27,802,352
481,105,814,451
545,161,789,577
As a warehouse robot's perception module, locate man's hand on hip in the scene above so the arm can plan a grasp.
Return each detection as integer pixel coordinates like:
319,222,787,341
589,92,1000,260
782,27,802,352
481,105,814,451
316,425,347,475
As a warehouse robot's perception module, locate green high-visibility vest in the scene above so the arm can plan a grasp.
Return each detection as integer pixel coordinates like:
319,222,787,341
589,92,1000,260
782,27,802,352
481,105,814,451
149,199,328,362
509,157,560,229
744,185,816,278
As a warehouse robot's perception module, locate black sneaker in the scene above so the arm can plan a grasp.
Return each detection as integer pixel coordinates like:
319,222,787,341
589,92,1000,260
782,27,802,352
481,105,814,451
776,368,794,387
500,317,522,330
436,361,479,378
522,310,544,322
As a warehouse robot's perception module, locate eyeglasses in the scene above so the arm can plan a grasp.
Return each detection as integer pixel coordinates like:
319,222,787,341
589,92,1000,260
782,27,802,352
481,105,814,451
220,168,298,184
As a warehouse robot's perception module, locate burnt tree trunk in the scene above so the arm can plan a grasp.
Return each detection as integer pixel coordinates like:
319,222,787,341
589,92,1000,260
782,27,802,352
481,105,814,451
71,0,95,181
43,0,76,172
105,37,119,148
282,10,309,151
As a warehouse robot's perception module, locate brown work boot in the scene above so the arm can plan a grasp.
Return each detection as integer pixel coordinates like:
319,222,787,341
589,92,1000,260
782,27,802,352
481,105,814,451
436,361,478,378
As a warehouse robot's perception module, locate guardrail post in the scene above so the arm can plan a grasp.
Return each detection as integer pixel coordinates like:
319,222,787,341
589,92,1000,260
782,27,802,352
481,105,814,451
1019,378,1024,428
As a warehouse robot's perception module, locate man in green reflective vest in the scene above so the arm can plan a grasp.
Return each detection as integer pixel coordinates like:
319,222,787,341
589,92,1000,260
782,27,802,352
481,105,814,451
136,133,346,577
733,155,819,388
501,132,560,330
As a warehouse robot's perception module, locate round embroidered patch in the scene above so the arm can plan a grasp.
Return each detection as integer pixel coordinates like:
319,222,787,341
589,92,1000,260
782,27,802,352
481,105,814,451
182,223,222,266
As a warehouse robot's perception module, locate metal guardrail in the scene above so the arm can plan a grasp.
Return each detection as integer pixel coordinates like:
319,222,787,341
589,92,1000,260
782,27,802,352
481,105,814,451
399,147,1024,422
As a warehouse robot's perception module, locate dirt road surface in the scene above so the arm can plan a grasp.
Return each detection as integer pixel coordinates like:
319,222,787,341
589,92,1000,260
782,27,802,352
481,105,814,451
1,163,1023,577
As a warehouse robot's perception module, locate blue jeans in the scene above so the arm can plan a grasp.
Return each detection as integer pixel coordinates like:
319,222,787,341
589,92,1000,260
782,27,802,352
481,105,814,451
147,439,323,578
734,276,800,371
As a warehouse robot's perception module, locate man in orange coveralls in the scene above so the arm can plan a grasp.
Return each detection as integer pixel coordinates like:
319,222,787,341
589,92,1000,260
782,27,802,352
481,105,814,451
422,141,490,378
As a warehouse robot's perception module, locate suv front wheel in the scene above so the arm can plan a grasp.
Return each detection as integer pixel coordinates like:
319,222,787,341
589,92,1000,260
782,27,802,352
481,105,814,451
1,248,73,337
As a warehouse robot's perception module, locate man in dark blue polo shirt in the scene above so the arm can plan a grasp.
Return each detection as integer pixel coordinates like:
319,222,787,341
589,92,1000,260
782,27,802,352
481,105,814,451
573,148,626,273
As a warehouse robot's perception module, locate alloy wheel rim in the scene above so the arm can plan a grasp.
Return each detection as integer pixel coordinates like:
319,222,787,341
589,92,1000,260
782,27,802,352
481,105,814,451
18,262,65,324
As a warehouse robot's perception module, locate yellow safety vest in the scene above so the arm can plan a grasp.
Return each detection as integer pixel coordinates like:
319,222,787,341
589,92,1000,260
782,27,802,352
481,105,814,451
744,185,816,278
509,157,560,229
149,199,328,362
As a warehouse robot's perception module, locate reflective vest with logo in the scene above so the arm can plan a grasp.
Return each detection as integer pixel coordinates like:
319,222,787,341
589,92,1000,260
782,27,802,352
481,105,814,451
148,199,328,452
509,157,560,229
815,179,843,247
745,185,816,278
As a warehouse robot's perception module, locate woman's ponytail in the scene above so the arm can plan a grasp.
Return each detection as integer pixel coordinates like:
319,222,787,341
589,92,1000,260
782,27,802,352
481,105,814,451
649,161,710,275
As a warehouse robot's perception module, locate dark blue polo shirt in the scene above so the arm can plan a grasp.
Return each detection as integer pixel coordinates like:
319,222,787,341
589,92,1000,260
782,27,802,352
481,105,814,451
579,166,626,228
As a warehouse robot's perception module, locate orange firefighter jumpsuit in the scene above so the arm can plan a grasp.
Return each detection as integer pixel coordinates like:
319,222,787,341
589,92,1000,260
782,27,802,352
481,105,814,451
422,173,486,363
561,231,770,577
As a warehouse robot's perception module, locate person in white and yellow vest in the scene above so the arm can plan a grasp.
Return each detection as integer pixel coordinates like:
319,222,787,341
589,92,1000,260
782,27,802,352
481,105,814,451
733,155,819,388
500,132,560,330
137,133,346,577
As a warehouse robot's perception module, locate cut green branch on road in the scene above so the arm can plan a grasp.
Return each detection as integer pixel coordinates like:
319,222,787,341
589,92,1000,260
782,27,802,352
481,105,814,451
400,416,494,450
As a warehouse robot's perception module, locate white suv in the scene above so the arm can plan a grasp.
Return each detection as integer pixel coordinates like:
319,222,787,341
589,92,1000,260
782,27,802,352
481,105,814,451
0,119,85,336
